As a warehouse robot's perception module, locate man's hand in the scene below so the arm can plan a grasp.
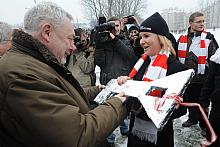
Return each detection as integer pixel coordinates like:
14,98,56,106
109,32,115,40
114,92,127,102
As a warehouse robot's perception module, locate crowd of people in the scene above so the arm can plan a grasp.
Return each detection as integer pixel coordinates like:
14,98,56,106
0,1,219,147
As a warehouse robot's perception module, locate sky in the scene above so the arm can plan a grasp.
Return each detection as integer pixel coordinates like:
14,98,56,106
0,0,200,25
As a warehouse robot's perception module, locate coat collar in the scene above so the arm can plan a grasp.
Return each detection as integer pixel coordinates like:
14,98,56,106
12,29,59,65
12,29,87,99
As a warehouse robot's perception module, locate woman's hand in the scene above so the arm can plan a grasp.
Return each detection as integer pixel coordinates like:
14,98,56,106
117,76,131,85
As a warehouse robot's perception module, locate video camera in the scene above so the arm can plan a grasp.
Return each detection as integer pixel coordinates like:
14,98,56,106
94,21,115,43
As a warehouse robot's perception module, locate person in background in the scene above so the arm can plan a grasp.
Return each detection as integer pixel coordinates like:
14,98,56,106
127,25,144,58
117,12,187,147
67,28,96,88
0,21,12,57
0,2,128,147
94,16,133,146
128,25,139,46
200,48,220,147
178,12,218,137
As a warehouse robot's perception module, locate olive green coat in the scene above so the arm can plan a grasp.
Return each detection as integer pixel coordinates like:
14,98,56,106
0,30,127,147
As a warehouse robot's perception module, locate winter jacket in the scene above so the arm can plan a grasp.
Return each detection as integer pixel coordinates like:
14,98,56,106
94,34,134,85
0,29,127,147
200,61,220,112
177,28,218,84
200,52,220,147
67,51,95,87
128,55,187,147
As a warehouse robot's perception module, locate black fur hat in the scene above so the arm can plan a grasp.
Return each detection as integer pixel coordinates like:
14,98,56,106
140,12,170,39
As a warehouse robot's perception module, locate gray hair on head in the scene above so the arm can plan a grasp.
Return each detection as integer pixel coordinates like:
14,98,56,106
0,21,12,43
24,1,73,34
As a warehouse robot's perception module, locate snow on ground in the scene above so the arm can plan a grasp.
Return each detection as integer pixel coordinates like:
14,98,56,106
96,28,220,147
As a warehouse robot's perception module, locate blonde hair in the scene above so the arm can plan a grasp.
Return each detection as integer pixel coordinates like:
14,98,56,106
158,35,176,57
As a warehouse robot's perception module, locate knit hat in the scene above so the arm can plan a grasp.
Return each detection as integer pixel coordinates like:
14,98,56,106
140,12,170,39
128,25,139,33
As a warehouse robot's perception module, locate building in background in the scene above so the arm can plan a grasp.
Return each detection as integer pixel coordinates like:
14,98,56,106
161,0,220,32
161,8,188,33
202,0,220,29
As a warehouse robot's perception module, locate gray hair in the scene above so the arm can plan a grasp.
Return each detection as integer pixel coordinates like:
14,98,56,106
24,1,73,34
0,21,12,43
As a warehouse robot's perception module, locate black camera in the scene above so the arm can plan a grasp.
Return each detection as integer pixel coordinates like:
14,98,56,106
95,21,115,32
74,36,87,51
124,15,135,24
133,36,144,58
94,21,115,43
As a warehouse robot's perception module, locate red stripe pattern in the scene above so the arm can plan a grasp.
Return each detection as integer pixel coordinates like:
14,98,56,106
129,50,169,82
178,31,208,74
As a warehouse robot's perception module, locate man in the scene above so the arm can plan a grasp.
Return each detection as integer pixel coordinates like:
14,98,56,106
177,12,218,135
0,21,12,57
94,16,134,145
67,28,96,88
0,2,127,147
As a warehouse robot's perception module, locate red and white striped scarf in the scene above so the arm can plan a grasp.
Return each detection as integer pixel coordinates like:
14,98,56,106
129,50,169,82
178,31,208,74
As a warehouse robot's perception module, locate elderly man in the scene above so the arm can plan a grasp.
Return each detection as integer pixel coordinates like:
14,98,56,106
0,21,12,57
0,2,127,147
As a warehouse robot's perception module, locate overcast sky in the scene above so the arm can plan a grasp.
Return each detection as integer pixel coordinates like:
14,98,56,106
0,0,200,25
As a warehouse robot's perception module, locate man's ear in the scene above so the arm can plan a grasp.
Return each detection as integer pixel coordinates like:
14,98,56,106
40,23,53,42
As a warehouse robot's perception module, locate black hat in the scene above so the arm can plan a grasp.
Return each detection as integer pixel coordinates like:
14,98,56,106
128,25,139,33
140,12,170,39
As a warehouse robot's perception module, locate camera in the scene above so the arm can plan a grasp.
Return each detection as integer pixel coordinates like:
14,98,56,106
133,36,144,58
94,21,115,43
124,15,135,24
74,36,87,51
95,21,115,32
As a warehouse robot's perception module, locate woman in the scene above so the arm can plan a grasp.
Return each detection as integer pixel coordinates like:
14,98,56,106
117,12,187,147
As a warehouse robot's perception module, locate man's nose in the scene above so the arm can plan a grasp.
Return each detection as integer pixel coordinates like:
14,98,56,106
69,42,77,53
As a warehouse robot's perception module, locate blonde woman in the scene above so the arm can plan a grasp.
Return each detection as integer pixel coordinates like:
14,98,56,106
117,12,187,147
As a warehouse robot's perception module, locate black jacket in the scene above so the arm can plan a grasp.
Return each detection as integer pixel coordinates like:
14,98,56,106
128,55,187,147
200,61,220,111
94,34,134,85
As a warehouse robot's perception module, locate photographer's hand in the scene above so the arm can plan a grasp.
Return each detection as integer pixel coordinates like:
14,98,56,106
131,16,140,26
109,32,115,40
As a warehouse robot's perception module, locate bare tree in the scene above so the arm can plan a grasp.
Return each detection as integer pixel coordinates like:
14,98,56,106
81,0,147,24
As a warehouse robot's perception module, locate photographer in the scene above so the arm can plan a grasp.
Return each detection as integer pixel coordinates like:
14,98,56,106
67,28,96,88
128,25,144,58
94,16,134,146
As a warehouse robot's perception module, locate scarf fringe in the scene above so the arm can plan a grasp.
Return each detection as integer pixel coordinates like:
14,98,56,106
131,129,157,144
